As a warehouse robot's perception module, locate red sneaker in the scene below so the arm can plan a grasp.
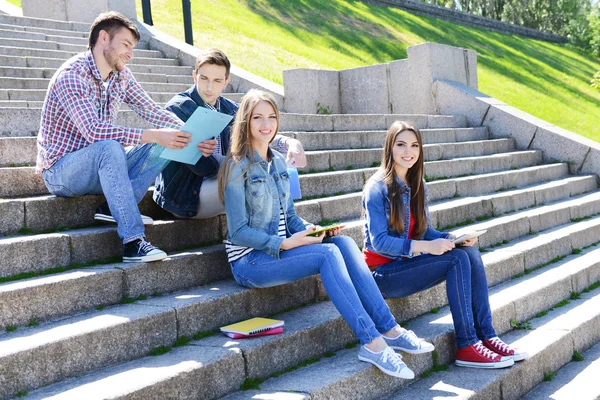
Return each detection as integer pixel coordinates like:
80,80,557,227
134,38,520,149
483,337,529,362
456,341,514,369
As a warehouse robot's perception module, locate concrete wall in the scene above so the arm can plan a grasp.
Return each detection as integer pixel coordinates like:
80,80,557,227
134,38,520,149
360,0,567,43
433,80,600,179
283,42,475,115
22,0,136,23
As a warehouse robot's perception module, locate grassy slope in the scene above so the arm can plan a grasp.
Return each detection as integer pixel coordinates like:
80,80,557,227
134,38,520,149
115,1,596,140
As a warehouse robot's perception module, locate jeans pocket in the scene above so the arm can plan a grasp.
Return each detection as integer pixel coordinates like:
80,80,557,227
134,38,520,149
43,173,78,197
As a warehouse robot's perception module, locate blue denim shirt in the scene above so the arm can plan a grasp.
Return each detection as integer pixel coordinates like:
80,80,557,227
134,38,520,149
224,149,310,259
153,85,238,217
362,169,449,259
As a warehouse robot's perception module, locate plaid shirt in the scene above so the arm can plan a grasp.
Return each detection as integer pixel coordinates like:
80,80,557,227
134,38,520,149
36,51,183,172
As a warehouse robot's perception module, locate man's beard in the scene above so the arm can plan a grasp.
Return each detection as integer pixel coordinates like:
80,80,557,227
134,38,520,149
103,44,125,72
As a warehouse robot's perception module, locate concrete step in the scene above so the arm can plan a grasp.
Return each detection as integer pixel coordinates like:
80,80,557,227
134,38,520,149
0,100,43,108
279,113,468,132
303,139,518,171
0,277,320,399
0,65,191,82
522,340,600,400
0,22,89,39
0,14,89,33
295,175,597,227
0,77,189,93
285,127,489,151
0,216,225,279
224,247,600,399
0,27,88,45
0,88,174,105
299,160,561,201
385,282,600,399
0,43,164,60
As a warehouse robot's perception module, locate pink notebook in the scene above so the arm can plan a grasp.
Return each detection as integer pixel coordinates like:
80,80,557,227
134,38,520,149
222,326,284,339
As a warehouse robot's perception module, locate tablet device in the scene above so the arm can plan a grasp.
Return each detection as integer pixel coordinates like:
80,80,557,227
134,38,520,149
453,230,487,245
306,224,345,236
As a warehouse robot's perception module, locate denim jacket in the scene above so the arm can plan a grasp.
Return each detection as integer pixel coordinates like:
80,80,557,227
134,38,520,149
153,85,239,217
362,169,450,259
224,149,310,259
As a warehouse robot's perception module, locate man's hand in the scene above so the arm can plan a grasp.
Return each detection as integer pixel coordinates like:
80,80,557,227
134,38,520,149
198,138,217,158
142,129,191,149
285,138,307,168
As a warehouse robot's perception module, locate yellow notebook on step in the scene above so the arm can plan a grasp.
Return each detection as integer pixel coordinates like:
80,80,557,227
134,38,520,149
220,317,284,336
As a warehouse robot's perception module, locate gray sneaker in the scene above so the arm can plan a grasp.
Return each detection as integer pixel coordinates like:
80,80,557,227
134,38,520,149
358,346,415,379
383,328,435,354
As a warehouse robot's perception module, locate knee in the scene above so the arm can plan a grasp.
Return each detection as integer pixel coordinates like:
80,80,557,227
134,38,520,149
449,248,472,270
328,235,359,253
96,140,126,163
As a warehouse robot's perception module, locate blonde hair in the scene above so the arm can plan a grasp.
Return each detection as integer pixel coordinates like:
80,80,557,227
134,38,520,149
217,89,280,202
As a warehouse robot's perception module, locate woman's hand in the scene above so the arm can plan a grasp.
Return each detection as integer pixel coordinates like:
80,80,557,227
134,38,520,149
425,238,455,255
281,227,324,250
324,225,344,237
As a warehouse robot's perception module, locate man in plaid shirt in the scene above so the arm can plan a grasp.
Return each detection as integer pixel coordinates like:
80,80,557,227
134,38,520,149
36,12,208,262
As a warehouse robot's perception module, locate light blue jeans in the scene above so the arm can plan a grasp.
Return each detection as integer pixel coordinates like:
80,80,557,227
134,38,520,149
42,140,168,243
372,246,496,349
231,235,398,345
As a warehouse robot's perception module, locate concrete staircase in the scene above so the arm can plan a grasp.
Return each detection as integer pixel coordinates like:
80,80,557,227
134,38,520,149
0,13,600,400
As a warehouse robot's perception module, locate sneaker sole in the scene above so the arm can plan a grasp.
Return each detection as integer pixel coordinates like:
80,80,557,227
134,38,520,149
455,358,514,369
512,352,529,362
122,252,167,263
388,344,435,354
358,355,415,379
94,214,154,225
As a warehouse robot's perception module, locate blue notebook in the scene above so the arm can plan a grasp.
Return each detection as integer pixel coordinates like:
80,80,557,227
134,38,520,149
160,107,234,165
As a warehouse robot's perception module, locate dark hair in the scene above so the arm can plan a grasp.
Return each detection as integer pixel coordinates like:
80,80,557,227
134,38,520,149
194,48,231,78
88,11,140,49
381,121,427,239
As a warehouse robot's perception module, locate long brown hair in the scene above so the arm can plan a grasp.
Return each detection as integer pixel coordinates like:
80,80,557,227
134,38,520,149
217,89,280,202
381,121,427,239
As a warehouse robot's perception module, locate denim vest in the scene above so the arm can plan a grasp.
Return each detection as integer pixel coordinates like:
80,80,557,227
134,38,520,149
153,85,238,217
224,149,309,259
362,169,449,259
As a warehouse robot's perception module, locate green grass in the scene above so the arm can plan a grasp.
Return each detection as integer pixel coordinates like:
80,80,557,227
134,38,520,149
138,0,599,141
543,370,557,382
572,350,585,362
5,0,21,7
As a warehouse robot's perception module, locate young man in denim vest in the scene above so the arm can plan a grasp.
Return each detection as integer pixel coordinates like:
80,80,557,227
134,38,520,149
37,12,192,262
154,48,306,219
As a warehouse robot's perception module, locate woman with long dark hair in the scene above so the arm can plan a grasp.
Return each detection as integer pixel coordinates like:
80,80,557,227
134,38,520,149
362,121,528,369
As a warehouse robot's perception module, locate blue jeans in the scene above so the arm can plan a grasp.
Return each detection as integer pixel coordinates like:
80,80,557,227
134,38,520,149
372,246,496,349
231,235,398,345
42,141,168,243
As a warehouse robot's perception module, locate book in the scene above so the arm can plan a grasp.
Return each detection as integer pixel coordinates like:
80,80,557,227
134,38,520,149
222,326,284,339
453,229,487,245
160,107,234,165
220,317,284,336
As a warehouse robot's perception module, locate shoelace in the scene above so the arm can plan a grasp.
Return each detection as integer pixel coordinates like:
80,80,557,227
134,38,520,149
138,240,156,253
474,342,499,360
381,347,405,370
489,337,511,353
401,329,421,342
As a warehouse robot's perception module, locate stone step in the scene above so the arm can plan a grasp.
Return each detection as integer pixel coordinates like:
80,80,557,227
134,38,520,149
0,22,89,39
0,110,468,136
0,89,172,106
0,149,548,199
222,248,600,400
0,14,89,33
0,36,84,52
0,43,164,60
0,76,190,93
22,239,600,400
296,175,597,228
0,27,88,45
299,157,555,200
304,139,517,171
280,113,468,132
0,65,191,82
287,127,490,151
522,340,600,400
0,216,225,279
0,277,321,399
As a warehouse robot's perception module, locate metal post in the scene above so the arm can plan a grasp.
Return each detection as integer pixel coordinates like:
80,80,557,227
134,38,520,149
141,0,153,26
182,0,193,45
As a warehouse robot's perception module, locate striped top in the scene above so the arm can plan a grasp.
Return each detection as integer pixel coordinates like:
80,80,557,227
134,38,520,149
225,204,287,263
